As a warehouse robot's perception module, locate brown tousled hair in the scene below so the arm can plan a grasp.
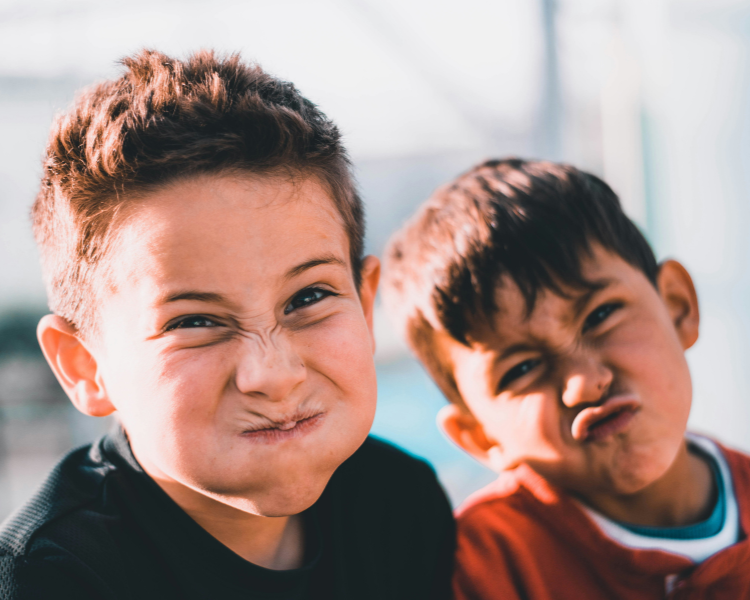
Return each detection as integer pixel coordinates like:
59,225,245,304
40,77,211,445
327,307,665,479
382,158,658,403
32,49,364,336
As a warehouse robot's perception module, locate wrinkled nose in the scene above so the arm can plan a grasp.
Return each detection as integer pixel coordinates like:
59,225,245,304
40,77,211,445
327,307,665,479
560,355,612,408
235,334,306,402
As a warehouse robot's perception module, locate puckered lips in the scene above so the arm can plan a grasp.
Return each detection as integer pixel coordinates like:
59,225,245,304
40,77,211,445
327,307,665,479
241,409,325,444
571,394,641,443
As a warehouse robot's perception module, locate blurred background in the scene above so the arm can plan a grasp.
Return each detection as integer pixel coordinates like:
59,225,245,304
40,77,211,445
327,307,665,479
1,0,749,520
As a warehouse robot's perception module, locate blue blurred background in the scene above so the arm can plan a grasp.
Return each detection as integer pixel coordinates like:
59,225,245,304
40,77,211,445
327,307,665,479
1,0,750,519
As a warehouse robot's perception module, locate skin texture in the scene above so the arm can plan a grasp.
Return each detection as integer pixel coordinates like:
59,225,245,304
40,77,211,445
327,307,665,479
438,246,715,527
37,174,380,569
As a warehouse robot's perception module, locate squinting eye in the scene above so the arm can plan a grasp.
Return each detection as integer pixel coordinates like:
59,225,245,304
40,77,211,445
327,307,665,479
498,358,542,390
165,315,219,331
285,287,336,315
583,302,622,333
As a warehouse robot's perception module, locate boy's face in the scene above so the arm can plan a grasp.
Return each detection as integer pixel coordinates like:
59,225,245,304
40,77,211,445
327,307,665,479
78,174,378,516
439,246,699,499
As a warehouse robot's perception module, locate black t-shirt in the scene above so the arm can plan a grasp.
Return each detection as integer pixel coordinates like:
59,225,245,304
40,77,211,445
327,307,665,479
0,428,455,599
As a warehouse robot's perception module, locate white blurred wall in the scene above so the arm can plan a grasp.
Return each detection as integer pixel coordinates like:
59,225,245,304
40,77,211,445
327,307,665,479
557,0,750,450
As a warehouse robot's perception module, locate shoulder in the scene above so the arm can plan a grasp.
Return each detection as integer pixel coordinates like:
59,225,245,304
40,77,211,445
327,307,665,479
451,470,559,600
712,438,750,514
323,436,455,600
688,433,750,491
0,438,119,597
0,439,114,558
451,468,598,600
341,435,435,475
330,436,452,521
0,545,117,600
455,465,574,553
456,465,537,524
334,436,447,508
714,439,750,474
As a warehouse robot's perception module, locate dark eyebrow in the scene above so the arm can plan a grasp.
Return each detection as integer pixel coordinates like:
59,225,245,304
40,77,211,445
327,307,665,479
499,342,539,361
158,255,347,306
160,291,231,305
285,254,347,280
571,277,615,319
496,278,617,361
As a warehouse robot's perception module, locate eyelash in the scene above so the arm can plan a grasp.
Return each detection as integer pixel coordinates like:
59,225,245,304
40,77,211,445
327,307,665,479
164,287,338,332
498,358,542,390
165,315,220,332
284,287,338,315
582,302,622,333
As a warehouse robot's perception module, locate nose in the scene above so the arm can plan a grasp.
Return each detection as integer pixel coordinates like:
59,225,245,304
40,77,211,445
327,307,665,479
560,353,612,408
234,331,307,402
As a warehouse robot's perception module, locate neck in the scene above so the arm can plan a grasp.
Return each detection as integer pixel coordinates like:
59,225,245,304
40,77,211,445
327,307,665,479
133,452,305,570
179,497,306,570
580,440,716,527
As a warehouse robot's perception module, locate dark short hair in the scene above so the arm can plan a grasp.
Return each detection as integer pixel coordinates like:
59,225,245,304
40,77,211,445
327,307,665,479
32,49,364,335
382,158,658,401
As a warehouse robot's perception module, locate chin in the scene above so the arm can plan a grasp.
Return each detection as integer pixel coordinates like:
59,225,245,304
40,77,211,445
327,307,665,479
610,454,673,496
249,481,328,517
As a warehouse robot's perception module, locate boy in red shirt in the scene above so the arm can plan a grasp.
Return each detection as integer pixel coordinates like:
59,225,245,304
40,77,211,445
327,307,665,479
382,158,750,598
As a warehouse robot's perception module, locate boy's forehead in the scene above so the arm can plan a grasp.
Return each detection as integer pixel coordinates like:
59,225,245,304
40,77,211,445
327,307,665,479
122,173,343,243
103,174,351,299
470,248,634,346
471,278,566,348
127,173,342,225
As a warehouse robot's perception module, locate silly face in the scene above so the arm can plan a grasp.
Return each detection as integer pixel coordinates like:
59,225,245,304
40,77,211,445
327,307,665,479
439,246,699,502
85,174,379,516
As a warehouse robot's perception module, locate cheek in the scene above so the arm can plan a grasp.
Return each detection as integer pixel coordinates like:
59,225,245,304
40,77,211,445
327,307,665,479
514,393,565,452
107,341,233,440
609,316,692,409
296,312,378,412
474,393,562,458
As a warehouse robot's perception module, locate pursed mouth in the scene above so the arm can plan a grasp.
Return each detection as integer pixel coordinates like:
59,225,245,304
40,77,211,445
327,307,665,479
241,411,325,444
570,395,641,443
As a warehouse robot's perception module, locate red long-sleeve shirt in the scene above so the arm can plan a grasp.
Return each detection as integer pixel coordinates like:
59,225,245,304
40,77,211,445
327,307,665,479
453,442,750,599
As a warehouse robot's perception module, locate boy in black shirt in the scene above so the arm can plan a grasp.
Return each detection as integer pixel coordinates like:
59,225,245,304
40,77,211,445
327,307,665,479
0,50,454,599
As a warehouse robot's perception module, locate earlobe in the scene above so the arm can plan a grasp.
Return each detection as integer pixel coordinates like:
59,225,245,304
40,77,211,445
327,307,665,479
358,255,381,351
656,260,700,350
37,315,116,417
437,404,508,471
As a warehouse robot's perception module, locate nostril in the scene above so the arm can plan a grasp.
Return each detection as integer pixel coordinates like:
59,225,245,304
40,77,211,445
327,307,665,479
562,373,609,407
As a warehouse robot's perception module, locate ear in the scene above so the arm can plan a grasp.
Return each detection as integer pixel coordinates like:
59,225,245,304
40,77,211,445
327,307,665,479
437,404,510,472
656,260,700,350
37,315,116,417
358,255,381,351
